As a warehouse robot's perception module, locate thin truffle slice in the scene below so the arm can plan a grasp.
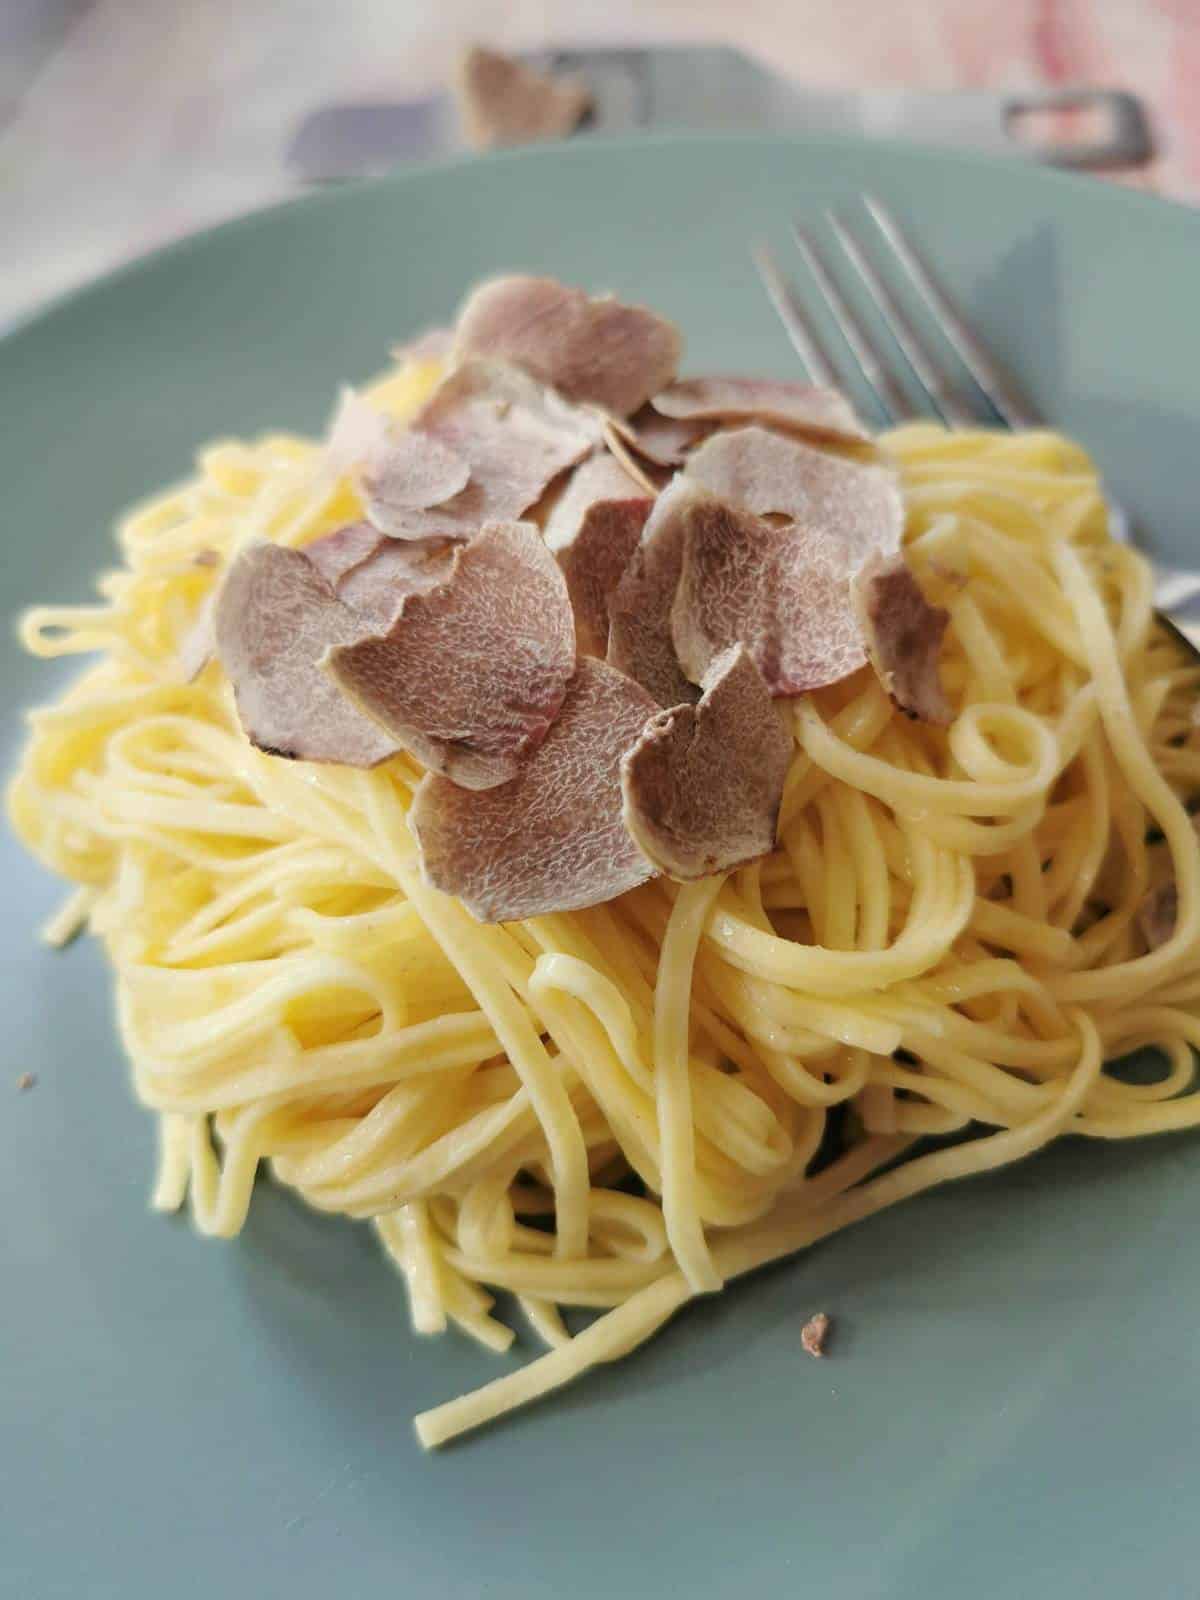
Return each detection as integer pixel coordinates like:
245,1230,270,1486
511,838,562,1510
607,477,705,708
391,326,453,365
324,387,393,477
851,554,952,724
305,522,383,588
686,425,904,570
545,454,652,656
554,502,651,657
455,45,592,151
371,359,602,541
670,491,868,695
621,645,792,880
608,405,712,467
325,521,574,790
305,524,456,632
410,658,658,922
455,275,682,418
361,429,471,527
336,538,457,633
600,417,665,495
214,543,399,767
652,378,868,445
544,452,643,543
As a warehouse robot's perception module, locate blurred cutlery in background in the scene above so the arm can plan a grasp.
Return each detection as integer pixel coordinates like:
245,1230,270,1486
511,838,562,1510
287,45,1152,181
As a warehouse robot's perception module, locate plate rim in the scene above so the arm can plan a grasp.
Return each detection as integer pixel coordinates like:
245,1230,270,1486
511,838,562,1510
4,128,1198,353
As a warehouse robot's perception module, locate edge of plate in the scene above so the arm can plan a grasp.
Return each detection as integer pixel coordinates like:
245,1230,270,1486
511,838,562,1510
3,129,1198,353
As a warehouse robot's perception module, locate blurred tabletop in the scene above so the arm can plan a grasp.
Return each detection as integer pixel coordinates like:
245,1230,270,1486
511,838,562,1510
3,0,1198,330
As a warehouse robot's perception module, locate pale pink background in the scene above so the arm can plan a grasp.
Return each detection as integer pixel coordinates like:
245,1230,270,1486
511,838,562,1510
2,0,1197,328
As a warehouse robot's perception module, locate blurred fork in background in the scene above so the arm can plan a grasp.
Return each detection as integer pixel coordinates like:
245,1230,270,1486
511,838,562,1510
753,198,1200,644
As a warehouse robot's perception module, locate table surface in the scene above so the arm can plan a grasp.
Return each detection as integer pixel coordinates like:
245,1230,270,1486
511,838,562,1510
2,0,1198,330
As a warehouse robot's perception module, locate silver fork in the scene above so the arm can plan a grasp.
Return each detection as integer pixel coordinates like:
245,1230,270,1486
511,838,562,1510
753,197,1200,644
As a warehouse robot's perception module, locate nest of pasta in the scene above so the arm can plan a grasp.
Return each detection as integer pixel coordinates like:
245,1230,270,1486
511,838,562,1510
11,281,1200,1449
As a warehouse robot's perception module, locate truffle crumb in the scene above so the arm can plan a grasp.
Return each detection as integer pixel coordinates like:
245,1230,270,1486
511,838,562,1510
801,1311,831,1358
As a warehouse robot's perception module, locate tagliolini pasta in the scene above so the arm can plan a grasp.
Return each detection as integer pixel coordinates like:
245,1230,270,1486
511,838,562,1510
11,352,1200,1448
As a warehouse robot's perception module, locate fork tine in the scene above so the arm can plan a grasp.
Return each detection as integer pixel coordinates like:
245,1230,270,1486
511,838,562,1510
792,224,917,426
863,195,1039,430
751,243,838,386
826,210,977,429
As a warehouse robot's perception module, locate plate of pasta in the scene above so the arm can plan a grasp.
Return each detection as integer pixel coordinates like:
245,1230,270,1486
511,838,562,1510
4,133,1200,1600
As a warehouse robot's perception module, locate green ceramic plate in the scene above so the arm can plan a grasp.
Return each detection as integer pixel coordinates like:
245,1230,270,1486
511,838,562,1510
3,135,1199,1600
